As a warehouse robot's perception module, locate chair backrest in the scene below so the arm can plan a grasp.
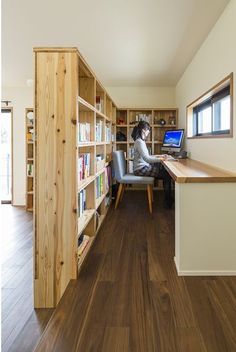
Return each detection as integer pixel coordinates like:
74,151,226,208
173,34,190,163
112,150,126,182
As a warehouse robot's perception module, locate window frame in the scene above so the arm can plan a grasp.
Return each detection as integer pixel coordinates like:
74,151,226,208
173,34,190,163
186,73,233,139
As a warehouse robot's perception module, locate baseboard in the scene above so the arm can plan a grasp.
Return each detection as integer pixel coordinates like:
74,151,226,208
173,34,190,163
174,257,236,276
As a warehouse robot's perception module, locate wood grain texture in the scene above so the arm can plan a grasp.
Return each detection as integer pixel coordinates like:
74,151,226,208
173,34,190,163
1,205,53,352
34,192,236,352
34,50,78,307
162,158,236,183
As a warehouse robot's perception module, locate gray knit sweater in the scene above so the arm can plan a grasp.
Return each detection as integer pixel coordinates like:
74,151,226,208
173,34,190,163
133,138,161,171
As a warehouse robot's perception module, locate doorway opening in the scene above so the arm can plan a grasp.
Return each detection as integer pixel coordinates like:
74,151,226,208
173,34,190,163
1,108,13,204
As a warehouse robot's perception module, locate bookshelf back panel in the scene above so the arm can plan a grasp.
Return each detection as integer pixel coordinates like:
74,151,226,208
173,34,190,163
116,110,127,124
153,110,177,125
105,96,112,120
129,110,152,125
27,177,33,192
79,77,95,106
83,216,96,237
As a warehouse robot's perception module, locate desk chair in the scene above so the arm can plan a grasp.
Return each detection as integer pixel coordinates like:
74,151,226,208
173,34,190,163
112,150,154,213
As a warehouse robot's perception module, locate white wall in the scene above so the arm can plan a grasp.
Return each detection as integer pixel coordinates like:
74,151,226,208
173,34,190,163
2,87,33,205
106,86,175,108
175,0,236,173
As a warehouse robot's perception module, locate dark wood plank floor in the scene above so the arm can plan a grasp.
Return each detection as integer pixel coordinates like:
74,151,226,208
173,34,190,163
1,205,54,352
33,191,236,352
2,194,236,352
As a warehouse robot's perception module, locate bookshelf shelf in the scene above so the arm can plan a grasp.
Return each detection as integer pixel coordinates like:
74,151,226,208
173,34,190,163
78,209,95,236
34,47,115,308
114,108,178,176
78,237,95,270
78,142,95,147
96,194,106,209
25,108,34,212
78,175,95,192
78,96,95,112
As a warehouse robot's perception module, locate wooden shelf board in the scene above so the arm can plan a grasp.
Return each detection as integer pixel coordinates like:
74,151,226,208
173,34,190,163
77,93,112,121
78,142,95,147
27,208,33,212
78,96,95,112
27,141,34,144
154,141,162,144
115,141,127,144
96,214,105,232
77,236,95,270
153,124,176,128
96,168,105,177
27,175,34,178
78,209,95,236
95,141,105,145
27,158,34,161
27,191,34,194
78,176,95,192
116,124,128,127
96,110,111,122
96,194,105,209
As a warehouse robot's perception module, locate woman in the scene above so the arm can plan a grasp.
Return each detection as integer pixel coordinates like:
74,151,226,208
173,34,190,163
132,121,173,208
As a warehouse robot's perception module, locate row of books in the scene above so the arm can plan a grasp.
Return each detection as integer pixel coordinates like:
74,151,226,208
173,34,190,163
78,123,91,142
27,164,34,176
128,160,134,173
78,153,90,182
78,233,90,258
105,125,111,142
96,120,103,142
128,146,134,158
78,189,86,217
96,174,103,199
105,166,112,193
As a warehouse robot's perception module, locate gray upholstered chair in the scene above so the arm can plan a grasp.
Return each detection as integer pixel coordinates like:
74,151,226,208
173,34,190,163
112,150,154,213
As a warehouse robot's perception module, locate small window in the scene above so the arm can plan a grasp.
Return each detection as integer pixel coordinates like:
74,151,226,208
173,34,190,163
187,73,233,138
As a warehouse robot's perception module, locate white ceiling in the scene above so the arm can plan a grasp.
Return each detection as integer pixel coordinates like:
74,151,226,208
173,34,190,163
2,0,229,87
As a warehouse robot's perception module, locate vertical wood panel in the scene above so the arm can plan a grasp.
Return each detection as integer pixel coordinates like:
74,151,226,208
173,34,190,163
34,50,78,308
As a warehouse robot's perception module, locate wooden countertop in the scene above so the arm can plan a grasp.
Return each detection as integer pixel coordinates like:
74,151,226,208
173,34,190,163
162,158,236,183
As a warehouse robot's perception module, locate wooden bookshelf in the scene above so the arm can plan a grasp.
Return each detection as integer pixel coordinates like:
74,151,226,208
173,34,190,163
34,48,115,308
25,108,34,212
114,108,178,189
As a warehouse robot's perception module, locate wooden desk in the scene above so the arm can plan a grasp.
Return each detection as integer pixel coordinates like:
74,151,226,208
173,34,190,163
162,158,236,276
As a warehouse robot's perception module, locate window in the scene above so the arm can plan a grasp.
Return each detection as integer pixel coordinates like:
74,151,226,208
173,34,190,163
187,73,233,138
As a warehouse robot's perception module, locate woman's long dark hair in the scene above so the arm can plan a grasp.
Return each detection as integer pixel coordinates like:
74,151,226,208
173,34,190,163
131,121,151,141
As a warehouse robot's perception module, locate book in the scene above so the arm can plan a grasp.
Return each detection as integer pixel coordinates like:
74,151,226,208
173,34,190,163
96,120,103,142
78,153,90,181
78,189,86,216
78,123,91,142
96,174,103,198
105,125,111,142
